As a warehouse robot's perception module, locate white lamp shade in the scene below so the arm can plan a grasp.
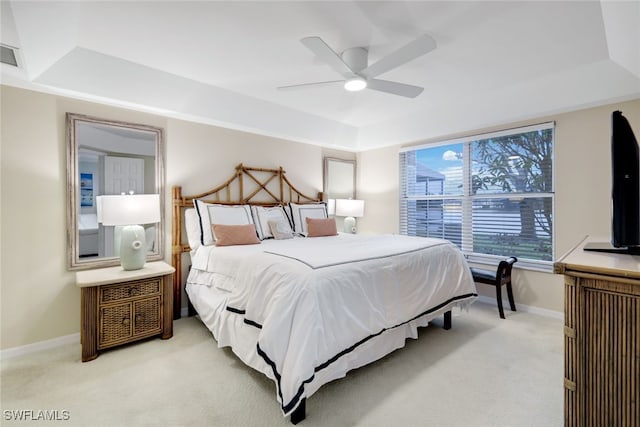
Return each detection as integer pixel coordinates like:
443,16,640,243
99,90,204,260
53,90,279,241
97,194,160,226
335,199,365,218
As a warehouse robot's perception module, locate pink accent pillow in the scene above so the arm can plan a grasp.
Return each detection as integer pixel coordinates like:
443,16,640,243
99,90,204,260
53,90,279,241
306,217,338,237
212,224,260,246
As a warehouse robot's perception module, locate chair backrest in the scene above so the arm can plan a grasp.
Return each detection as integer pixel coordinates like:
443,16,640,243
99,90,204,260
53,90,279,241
497,257,518,285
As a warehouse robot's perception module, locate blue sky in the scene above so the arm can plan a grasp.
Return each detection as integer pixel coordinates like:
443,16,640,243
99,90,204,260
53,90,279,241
416,143,463,170
416,143,463,194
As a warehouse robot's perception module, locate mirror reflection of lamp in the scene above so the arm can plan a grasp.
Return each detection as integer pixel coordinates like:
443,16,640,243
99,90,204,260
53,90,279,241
96,193,160,270
335,199,365,234
327,199,336,216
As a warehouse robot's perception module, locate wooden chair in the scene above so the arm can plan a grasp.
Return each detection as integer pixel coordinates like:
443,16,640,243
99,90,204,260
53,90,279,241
470,257,518,319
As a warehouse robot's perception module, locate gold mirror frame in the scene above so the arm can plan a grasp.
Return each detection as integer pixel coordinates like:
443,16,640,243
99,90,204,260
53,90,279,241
323,157,356,200
66,113,165,270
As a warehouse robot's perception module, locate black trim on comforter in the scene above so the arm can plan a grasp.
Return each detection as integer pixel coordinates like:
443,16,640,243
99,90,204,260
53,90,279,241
226,306,263,329
234,292,478,415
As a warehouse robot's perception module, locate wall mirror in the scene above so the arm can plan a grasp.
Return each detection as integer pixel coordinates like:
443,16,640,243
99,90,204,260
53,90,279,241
66,113,165,270
323,157,356,201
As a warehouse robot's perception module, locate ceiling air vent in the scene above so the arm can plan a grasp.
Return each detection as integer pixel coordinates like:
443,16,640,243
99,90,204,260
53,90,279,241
1,44,19,67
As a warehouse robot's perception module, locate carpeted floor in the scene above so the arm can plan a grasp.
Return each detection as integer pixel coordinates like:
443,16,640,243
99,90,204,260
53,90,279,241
1,302,563,426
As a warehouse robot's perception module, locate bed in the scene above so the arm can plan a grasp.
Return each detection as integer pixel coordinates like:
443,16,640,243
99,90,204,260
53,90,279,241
171,164,477,424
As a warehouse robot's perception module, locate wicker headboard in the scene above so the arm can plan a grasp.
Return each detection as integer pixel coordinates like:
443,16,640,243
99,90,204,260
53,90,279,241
171,163,323,318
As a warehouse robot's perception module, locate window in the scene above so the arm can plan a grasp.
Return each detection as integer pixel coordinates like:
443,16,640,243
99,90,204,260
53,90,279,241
399,122,554,270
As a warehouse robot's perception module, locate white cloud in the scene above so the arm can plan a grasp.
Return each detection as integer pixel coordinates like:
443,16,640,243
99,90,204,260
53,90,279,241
442,150,460,161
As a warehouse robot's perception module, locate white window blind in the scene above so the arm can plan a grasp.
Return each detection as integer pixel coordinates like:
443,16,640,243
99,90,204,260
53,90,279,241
399,123,555,269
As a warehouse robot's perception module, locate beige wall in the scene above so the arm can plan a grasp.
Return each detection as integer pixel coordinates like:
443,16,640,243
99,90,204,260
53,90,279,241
2,83,638,349
1,86,171,350
0,85,343,350
357,145,399,234
357,98,640,313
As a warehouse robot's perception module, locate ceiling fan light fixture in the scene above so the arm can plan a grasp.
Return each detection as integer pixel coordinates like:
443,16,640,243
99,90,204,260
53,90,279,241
344,76,367,92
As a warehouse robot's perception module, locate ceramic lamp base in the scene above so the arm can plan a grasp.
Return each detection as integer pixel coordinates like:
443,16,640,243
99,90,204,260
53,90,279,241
119,225,146,270
343,216,356,234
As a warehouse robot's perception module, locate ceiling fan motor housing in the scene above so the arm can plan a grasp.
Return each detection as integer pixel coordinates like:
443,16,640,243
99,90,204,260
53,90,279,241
341,47,368,73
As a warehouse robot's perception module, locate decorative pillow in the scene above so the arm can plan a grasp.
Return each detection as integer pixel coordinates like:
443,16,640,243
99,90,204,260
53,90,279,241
306,217,338,237
251,205,292,240
212,224,260,246
194,200,254,246
288,202,327,234
268,219,294,240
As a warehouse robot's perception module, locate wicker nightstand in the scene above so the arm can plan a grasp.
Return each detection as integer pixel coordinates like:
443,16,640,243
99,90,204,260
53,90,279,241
75,261,175,362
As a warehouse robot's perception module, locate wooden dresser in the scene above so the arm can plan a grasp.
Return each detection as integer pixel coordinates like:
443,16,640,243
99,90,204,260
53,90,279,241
554,237,640,427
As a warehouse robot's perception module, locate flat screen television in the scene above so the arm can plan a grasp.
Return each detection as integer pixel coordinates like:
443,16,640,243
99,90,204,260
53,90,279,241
585,110,640,255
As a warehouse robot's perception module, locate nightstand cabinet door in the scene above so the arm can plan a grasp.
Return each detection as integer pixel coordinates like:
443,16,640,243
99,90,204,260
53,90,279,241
99,303,132,347
98,279,163,349
133,296,161,336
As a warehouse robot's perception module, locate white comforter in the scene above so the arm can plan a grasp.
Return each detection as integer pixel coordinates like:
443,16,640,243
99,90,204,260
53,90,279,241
188,234,477,415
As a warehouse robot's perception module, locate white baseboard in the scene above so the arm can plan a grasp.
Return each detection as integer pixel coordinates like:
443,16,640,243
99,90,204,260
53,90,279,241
0,333,80,361
0,307,189,360
475,295,564,320
3,307,193,360
2,301,560,360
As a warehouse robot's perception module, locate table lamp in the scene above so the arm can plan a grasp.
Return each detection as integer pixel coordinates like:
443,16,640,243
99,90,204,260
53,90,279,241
96,194,160,270
335,199,365,233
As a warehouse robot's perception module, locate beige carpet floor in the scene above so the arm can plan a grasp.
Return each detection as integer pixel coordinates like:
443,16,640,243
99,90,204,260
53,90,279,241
1,302,563,427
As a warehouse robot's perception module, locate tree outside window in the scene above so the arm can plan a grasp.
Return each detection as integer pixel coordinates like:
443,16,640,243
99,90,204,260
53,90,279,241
400,123,554,263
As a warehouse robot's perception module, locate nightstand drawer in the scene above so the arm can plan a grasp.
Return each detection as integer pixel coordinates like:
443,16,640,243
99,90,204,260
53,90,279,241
100,278,161,304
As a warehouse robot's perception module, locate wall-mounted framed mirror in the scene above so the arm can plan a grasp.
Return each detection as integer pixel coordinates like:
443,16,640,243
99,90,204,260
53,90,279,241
323,157,356,200
66,113,165,270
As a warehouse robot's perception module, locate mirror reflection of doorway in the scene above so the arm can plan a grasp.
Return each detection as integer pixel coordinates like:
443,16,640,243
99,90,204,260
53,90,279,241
78,153,146,258
76,122,155,259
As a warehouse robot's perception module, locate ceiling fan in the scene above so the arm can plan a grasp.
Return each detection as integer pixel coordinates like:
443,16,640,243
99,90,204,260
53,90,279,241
278,34,436,98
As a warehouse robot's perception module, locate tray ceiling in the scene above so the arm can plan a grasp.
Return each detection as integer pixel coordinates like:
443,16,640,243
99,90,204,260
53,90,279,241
2,1,638,151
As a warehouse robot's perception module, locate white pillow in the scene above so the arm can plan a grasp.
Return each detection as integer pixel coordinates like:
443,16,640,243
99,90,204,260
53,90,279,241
193,200,254,246
288,202,327,234
251,205,292,240
184,208,202,252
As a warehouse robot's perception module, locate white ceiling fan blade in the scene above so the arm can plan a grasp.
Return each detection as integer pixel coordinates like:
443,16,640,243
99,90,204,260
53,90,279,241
367,79,424,98
277,80,344,91
301,36,355,78
361,34,436,79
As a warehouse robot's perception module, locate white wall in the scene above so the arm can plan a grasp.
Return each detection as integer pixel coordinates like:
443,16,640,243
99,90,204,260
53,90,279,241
357,98,640,313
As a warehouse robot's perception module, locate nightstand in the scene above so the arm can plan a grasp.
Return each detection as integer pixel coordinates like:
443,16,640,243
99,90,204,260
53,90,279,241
75,261,175,362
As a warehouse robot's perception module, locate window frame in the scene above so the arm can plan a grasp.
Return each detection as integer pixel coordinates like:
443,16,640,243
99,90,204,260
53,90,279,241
399,122,555,272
